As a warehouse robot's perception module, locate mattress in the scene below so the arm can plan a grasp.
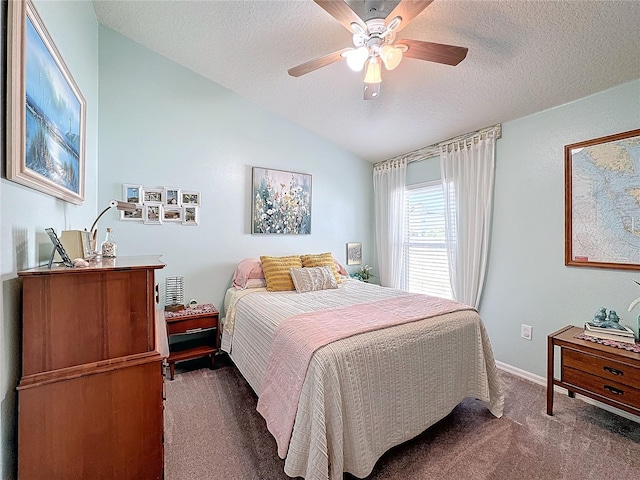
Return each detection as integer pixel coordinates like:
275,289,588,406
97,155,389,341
221,279,504,480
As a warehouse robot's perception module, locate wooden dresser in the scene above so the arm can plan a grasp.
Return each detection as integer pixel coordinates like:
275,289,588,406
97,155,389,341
547,325,640,417
17,256,166,479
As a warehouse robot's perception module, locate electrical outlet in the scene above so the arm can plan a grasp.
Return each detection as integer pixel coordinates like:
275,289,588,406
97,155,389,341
521,324,533,341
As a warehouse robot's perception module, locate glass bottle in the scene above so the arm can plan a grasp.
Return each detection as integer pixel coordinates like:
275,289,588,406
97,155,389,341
101,227,117,258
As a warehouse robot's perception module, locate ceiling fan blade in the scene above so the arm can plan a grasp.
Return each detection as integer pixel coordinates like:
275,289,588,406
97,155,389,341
288,48,352,77
386,0,434,32
314,0,366,33
399,39,468,66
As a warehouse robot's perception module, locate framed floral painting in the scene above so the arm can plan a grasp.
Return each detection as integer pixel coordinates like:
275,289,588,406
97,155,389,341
251,167,312,234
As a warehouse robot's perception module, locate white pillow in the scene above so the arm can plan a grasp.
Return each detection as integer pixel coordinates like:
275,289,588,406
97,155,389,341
240,278,267,290
289,266,338,293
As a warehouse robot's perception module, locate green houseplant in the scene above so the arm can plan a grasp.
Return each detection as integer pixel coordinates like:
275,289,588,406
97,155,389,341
352,265,374,282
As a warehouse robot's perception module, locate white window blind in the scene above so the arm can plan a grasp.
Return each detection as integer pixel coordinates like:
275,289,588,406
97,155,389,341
403,182,452,299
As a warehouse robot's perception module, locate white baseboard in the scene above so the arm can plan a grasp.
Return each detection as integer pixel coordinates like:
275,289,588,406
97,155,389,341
495,361,546,385
495,360,640,424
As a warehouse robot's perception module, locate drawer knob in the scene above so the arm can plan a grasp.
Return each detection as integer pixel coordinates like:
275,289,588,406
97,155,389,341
604,385,624,396
185,327,203,334
603,366,623,376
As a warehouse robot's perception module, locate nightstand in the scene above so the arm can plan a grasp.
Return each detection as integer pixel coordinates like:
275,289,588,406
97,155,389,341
547,325,640,417
165,304,219,380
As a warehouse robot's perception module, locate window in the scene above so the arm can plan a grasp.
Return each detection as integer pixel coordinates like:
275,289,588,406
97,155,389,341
403,181,452,299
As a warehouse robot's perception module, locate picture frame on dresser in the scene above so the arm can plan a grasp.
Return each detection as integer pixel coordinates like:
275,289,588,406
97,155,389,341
565,128,640,270
6,0,86,205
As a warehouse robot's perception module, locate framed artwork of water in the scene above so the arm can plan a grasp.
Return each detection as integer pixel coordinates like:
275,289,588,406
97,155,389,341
7,0,86,205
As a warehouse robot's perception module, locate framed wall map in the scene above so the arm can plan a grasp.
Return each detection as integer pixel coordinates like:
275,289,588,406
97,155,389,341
565,128,640,270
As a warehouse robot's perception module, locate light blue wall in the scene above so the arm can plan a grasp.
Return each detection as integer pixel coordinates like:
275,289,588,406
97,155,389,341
482,79,640,377
0,1,99,477
97,26,374,311
406,156,440,186
2,2,638,475
406,80,640,378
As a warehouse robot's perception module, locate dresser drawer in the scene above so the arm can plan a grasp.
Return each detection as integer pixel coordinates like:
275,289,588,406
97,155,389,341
563,348,640,389
166,314,217,335
563,367,640,409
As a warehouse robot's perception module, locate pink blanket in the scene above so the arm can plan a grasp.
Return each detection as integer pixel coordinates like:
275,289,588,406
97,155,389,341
256,293,473,458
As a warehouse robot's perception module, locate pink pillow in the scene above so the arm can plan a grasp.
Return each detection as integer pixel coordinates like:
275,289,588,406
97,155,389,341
232,258,265,289
334,258,348,276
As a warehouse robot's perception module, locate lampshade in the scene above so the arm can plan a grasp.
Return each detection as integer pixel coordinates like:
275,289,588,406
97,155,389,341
363,57,382,84
89,199,137,234
380,45,403,70
345,46,369,72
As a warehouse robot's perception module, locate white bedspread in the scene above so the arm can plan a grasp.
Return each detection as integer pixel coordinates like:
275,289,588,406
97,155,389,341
222,280,504,480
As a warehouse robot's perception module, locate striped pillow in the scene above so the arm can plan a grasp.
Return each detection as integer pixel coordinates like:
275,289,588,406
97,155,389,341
300,252,342,283
290,266,338,293
260,255,302,292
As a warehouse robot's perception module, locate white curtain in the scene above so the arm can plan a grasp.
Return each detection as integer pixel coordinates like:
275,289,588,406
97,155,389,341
373,158,407,289
440,134,496,308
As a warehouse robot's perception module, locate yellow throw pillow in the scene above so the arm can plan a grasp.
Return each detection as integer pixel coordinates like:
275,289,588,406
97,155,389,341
300,252,342,284
260,255,302,292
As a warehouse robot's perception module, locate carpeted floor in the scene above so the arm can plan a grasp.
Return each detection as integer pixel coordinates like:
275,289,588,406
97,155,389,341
164,355,640,480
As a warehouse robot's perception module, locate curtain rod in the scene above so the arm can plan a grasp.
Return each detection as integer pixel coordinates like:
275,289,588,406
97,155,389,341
374,124,502,167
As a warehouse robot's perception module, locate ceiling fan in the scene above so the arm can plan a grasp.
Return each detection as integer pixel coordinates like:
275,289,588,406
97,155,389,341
288,0,468,100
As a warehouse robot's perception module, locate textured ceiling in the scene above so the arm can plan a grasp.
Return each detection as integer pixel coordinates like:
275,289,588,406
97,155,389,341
92,0,640,163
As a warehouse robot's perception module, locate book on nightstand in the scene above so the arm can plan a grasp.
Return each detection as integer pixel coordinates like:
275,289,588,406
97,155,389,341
583,322,637,344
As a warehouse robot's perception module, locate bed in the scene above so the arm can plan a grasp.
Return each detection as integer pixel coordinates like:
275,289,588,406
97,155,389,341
221,267,503,480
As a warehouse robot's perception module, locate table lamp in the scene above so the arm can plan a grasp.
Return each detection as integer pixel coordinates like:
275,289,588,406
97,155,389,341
88,199,137,250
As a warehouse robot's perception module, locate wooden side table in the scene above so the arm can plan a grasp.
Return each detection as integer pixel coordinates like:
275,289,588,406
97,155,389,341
547,325,640,417
165,304,219,380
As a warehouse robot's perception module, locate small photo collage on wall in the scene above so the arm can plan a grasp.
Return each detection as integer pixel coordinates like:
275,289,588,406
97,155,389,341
122,184,200,226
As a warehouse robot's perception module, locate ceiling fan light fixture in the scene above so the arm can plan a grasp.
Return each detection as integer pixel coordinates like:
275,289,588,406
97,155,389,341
380,44,403,70
363,82,381,100
363,56,382,84
288,0,468,100
386,16,402,33
345,46,369,71
351,22,367,37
